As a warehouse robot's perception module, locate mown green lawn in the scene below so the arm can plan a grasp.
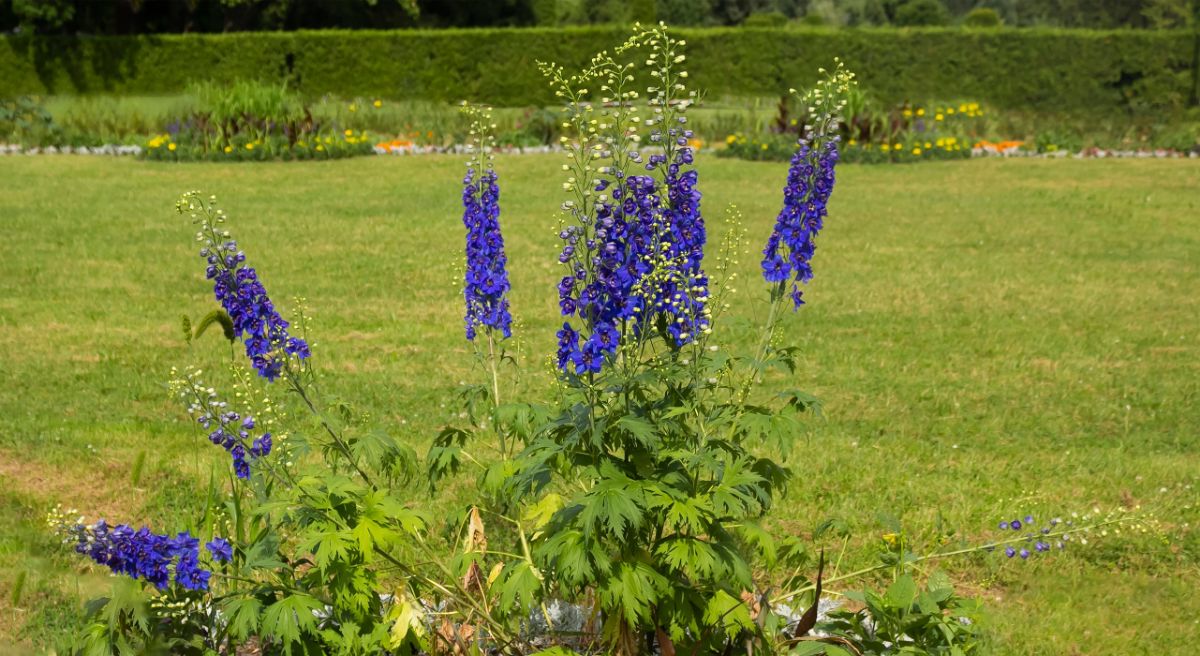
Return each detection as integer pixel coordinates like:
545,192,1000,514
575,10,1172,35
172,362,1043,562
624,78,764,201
0,154,1197,654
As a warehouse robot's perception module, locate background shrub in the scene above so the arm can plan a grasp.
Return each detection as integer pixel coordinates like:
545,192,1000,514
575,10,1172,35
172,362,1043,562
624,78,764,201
894,0,950,27
963,7,1002,28
0,27,1195,115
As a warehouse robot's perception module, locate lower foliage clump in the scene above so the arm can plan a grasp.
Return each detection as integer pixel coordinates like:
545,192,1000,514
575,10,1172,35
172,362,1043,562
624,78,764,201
42,23,1161,656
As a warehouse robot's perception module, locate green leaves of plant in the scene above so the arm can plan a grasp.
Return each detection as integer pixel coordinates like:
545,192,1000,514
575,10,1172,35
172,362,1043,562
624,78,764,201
260,594,324,651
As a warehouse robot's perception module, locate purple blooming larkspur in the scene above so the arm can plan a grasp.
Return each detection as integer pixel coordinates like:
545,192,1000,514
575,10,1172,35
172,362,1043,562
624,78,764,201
761,138,839,309
175,368,275,480
760,61,855,310
554,130,710,375
179,192,310,381
66,520,217,591
462,167,513,341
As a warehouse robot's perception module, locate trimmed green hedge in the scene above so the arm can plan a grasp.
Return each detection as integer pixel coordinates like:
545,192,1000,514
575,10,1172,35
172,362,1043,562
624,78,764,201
2,27,1195,113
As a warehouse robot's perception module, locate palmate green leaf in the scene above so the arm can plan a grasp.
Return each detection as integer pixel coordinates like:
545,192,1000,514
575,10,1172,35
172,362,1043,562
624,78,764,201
497,561,542,612
662,495,713,534
616,414,659,448
299,524,355,571
778,389,823,416
426,426,470,490
599,560,668,627
577,465,646,539
260,594,324,651
536,528,604,587
221,596,263,640
710,457,768,518
655,536,719,579
737,520,777,566
350,428,418,483
703,588,753,640
328,564,378,618
351,517,396,560
245,532,286,570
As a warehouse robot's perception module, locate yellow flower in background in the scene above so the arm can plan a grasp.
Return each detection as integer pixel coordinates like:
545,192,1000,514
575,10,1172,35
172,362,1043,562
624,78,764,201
959,103,968,112
344,129,353,137
902,108,913,118
924,141,932,149
935,113,944,121
912,147,922,155
316,144,325,151
761,143,768,150
947,107,956,114
893,143,901,150
916,108,926,117
882,533,899,546
726,135,737,145
935,138,945,147
848,138,857,146
246,143,254,151
373,99,382,108
348,104,357,112
224,146,232,153
167,143,176,151
881,143,891,152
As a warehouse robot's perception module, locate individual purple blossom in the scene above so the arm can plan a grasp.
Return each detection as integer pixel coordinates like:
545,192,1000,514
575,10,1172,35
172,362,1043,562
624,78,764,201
206,537,233,563
462,168,513,341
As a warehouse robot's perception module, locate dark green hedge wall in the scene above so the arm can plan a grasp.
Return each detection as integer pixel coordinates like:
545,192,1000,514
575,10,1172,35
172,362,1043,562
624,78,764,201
2,27,1195,113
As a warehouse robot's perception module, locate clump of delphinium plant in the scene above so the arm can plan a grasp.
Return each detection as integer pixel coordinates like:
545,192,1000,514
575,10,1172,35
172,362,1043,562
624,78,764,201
47,23,1175,656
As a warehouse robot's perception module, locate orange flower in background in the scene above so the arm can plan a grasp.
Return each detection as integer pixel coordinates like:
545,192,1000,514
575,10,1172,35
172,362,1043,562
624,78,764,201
376,138,416,153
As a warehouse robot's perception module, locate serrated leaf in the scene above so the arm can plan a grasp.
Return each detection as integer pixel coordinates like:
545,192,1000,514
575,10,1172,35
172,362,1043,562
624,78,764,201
260,594,323,649
703,589,753,639
616,414,658,446
578,472,645,538
522,492,565,533
599,560,667,627
498,561,542,612
222,597,263,640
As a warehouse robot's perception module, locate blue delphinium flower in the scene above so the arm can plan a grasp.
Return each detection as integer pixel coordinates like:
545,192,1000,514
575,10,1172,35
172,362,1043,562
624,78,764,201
760,138,839,309
462,167,513,341
179,369,275,480
206,537,233,563
179,192,310,381
68,520,215,592
554,136,710,374
759,63,855,310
